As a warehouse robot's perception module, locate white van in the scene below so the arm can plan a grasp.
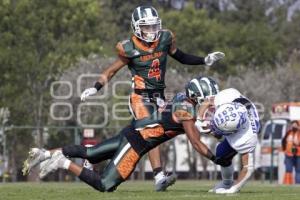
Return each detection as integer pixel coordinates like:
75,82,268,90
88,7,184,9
260,103,300,169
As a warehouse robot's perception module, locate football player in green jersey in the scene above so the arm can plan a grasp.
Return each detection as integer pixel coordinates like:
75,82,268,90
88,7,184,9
80,5,224,191
24,77,225,192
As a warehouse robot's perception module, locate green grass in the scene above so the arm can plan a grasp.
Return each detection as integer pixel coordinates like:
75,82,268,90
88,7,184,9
1,181,300,200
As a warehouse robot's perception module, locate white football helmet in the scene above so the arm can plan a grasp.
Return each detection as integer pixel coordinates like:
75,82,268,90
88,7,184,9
211,102,249,136
214,88,242,108
131,6,162,42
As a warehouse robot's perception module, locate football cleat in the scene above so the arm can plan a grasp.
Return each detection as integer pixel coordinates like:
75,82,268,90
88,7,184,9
155,172,177,192
39,150,65,179
208,180,233,193
22,148,49,176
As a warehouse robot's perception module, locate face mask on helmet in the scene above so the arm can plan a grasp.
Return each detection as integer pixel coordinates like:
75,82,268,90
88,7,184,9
131,6,162,43
186,77,219,105
210,102,249,136
140,23,161,42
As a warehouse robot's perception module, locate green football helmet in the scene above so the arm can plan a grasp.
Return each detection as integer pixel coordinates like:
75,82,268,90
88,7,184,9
185,77,219,104
131,6,162,42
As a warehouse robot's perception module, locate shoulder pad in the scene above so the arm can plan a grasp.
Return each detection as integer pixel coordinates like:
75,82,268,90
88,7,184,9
173,98,195,121
116,39,140,58
159,29,174,46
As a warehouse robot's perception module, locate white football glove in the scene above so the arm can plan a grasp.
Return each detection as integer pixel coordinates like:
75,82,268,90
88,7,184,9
80,88,97,101
195,119,211,134
204,52,225,66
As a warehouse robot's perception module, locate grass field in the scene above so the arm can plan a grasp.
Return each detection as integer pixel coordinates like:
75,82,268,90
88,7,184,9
1,181,300,200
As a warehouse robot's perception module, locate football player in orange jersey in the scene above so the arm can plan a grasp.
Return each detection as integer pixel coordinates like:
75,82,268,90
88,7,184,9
80,5,224,191
24,77,223,193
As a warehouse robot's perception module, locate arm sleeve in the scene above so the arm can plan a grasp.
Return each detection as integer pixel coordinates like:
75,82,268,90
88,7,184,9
170,48,206,65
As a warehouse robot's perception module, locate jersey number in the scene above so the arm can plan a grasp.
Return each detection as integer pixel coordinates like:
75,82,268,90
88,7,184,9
148,59,161,81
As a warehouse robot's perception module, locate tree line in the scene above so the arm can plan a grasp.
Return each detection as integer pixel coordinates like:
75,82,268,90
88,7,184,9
0,0,299,181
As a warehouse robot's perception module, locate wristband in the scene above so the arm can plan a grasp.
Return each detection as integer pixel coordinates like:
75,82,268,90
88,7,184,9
210,155,216,162
94,82,103,91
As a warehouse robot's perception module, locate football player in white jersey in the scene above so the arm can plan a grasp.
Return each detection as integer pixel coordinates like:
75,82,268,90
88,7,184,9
197,88,260,194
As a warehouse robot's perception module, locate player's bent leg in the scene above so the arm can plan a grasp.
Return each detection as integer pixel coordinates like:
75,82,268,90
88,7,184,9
216,152,255,194
140,126,176,191
39,149,122,192
61,127,130,165
149,147,176,191
208,165,234,193
209,139,237,193
94,135,141,192
22,148,51,175
130,92,176,191
85,129,128,164
78,165,123,192
89,141,141,192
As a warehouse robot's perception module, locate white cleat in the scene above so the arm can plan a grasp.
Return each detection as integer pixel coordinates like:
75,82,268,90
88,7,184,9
215,187,239,194
155,173,177,192
208,180,233,193
22,148,48,176
39,150,65,179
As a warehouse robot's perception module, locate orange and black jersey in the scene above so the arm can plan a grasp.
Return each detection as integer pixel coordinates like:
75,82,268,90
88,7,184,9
160,92,196,132
116,30,175,90
132,92,197,133
125,92,197,154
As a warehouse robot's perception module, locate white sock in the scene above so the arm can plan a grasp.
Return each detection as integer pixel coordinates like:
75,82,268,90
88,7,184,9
60,159,71,170
44,151,51,159
154,171,165,183
221,164,234,185
63,159,71,170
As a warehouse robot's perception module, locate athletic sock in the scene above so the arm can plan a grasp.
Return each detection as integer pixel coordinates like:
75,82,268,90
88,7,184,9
153,167,163,176
221,164,234,185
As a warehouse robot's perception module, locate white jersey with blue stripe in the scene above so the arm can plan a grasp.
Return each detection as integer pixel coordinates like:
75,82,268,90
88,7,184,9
222,96,260,154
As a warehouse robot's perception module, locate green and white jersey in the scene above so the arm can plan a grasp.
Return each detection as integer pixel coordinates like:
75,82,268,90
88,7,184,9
116,30,176,90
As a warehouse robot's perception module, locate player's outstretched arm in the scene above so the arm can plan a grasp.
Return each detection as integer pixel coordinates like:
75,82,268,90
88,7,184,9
81,57,128,101
182,120,215,161
170,48,225,66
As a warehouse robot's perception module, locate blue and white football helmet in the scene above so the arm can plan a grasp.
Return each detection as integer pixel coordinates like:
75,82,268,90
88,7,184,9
211,102,249,136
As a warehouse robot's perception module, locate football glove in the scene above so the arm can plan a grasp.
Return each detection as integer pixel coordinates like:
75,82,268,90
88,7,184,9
204,52,225,66
195,119,211,134
80,88,97,101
